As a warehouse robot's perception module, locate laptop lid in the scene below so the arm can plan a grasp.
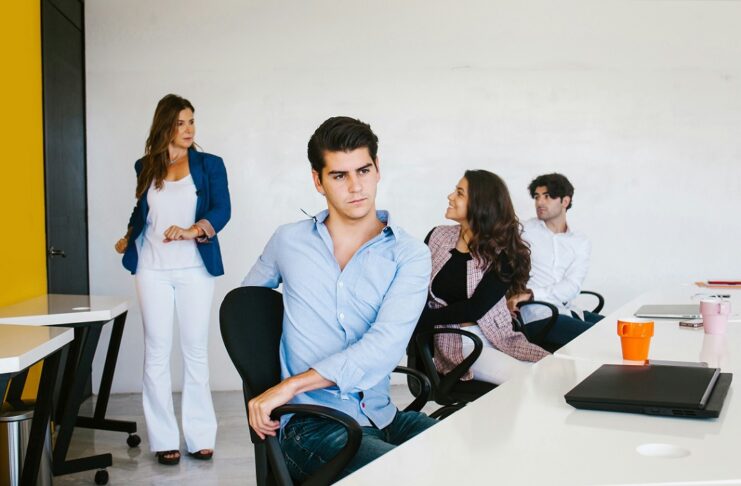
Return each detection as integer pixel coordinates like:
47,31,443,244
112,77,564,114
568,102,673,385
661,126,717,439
634,304,701,319
565,364,732,418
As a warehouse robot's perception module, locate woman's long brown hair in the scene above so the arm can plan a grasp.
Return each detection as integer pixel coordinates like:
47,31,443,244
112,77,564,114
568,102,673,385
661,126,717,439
135,94,196,199
464,169,531,296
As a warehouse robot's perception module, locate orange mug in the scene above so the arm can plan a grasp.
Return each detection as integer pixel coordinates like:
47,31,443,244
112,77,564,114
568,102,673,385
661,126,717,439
617,319,654,361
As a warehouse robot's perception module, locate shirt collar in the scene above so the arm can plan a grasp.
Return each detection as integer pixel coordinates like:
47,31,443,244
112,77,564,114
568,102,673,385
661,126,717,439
313,209,397,238
536,218,573,236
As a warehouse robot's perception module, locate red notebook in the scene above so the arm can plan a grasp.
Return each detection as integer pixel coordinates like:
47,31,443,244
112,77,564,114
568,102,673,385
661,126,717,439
696,281,741,289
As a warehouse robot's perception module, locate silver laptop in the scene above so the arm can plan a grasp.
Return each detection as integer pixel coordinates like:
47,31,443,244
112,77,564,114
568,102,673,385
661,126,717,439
634,304,701,319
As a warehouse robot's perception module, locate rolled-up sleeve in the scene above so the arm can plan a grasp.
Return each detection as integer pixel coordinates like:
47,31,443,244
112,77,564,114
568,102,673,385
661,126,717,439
312,242,431,394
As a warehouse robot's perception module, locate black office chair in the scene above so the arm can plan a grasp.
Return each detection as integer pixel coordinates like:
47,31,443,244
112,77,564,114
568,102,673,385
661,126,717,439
220,286,431,486
408,327,495,419
514,290,605,352
512,300,560,352
579,290,605,314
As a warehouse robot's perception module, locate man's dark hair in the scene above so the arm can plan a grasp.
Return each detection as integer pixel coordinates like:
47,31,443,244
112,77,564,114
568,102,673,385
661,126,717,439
528,173,574,210
307,116,378,178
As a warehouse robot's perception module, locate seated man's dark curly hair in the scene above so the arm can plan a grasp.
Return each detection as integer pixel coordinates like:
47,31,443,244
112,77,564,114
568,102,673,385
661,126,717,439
527,173,574,210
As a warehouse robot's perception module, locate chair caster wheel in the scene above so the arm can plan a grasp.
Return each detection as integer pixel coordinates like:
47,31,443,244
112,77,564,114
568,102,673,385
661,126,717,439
94,469,109,485
127,433,141,447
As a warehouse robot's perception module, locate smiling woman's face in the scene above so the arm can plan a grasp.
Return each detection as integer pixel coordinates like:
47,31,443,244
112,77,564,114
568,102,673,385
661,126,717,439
445,177,468,224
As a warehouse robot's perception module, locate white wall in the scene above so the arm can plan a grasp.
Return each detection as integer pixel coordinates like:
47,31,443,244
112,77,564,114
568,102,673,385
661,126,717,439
85,0,741,393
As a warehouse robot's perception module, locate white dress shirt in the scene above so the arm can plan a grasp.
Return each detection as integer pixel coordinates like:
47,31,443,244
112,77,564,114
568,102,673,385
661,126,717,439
520,218,591,322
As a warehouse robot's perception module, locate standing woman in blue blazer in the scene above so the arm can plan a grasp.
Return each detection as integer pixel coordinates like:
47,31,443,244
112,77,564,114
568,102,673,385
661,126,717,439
114,94,230,466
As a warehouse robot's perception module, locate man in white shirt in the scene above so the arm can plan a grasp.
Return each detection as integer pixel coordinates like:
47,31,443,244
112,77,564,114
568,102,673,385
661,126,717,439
519,173,602,349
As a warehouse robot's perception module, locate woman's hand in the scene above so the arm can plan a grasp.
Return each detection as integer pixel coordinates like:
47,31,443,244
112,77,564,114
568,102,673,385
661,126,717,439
114,237,128,254
163,225,202,243
507,291,533,315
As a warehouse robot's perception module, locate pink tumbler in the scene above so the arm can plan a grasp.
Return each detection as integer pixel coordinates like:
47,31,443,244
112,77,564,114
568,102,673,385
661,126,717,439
700,299,731,335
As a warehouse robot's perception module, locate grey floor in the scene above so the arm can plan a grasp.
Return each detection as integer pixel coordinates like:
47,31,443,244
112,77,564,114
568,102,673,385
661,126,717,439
52,386,425,485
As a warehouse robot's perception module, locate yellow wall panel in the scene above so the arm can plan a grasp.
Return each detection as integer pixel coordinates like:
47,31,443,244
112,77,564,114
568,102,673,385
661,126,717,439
0,3,47,404
0,3,46,304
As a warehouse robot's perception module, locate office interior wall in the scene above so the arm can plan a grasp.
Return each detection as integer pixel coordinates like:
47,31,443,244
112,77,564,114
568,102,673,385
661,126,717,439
85,0,741,392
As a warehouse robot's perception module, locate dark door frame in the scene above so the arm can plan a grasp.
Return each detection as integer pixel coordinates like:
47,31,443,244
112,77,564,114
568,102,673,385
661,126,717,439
41,0,90,295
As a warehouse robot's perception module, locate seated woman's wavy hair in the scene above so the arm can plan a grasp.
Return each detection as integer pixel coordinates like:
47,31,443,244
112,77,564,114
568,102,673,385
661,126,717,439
464,169,531,296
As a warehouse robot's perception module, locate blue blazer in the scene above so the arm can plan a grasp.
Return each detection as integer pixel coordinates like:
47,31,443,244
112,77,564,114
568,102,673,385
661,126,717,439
122,148,231,276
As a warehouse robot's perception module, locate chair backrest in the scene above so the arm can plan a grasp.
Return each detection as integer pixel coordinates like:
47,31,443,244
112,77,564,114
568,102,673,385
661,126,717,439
220,286,284,444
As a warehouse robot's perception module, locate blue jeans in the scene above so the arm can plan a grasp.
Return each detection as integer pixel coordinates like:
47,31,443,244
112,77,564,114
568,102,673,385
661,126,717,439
527,311,604,350
281,410,436,482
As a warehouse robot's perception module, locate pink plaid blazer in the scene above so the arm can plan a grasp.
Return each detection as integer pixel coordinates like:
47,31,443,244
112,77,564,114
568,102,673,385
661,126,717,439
427,225,549,380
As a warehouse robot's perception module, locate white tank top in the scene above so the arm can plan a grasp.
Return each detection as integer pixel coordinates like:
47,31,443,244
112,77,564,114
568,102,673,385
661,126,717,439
138,174,203,270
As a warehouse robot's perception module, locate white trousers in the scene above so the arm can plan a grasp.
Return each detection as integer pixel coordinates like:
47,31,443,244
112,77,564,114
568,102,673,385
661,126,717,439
461,325,533,385
135,266,217,453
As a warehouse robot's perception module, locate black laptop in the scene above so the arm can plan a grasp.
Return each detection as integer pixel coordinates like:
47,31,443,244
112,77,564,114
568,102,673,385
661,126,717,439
564,364,733,418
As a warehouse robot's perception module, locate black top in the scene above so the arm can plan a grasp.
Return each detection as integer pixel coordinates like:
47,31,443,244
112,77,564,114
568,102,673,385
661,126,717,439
418,229,511,327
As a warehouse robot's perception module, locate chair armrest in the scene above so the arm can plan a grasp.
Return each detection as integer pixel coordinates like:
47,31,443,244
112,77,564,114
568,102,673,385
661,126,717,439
580,290,605,314
269,404,362,486
415,328,484,397
392,365,431,412
515,300,559,345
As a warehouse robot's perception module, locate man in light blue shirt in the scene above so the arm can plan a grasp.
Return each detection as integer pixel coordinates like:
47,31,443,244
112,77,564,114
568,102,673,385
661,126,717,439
242,116,435,480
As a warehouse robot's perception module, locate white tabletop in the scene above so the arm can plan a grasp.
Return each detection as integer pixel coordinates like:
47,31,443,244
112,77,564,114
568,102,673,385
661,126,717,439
0,294,128,326
557,284,741,372
340,355,741,486
0,324,74,374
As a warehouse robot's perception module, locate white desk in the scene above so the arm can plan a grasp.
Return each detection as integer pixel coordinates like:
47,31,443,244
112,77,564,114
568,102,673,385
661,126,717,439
0,294,134,482
557,284,741,369
340,285,741,485
0,294,127,326
340,355,740,486
0,325,73,374
1,324,73,485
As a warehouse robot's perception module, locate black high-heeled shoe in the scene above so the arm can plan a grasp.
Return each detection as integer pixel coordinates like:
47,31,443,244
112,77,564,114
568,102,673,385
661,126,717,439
188,449,214,460
156,450,181,465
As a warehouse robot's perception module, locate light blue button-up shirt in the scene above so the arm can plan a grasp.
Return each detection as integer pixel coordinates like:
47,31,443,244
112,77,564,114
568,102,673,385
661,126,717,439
242,210,431,429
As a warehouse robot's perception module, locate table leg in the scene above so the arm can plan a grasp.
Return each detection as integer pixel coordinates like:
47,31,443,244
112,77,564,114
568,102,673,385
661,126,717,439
5,369,28,402
20,349,62,486
75,311,137,435
52,324,113,476
55,327,83,421
0,374,10,402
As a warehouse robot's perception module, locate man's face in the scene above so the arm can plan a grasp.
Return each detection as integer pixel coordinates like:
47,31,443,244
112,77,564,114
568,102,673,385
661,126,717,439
312,147,380,222
533,186,570,222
